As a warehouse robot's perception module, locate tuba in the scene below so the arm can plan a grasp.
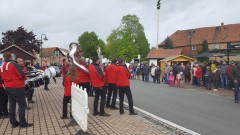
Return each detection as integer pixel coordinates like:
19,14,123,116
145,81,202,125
69,42,89,74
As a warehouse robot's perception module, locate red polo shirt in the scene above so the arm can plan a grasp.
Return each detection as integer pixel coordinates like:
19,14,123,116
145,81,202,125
1,61,26,88
104,64,117,84
88,64,104,88
116,65,130,87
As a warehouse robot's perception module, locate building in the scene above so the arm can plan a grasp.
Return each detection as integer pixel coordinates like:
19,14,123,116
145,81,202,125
146,48,182,66
158,23,240,58
41,47,70,66
0,44,36,63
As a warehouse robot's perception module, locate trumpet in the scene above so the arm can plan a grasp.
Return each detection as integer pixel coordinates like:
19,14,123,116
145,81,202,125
69,42,89,74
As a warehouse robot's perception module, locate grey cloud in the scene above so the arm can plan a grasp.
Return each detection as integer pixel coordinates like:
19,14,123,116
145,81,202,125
0,0,240,49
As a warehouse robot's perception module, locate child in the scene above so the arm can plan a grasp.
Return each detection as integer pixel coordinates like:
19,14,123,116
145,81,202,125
205,66,212,90
169,71,175,87
61,66,79,119
176,73,181,87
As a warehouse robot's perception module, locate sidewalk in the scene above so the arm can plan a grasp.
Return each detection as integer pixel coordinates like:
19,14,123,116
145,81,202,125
0,78,176,135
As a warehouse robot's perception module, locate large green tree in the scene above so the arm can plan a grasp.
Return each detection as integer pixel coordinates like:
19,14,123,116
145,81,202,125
106,14,149,61
162,36,174,49
78,32,101,58
1,26,41,53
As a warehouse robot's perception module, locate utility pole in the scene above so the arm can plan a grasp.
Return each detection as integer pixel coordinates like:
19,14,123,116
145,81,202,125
156,0,161,50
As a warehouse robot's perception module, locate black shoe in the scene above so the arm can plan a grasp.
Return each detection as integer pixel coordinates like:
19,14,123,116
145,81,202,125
20,123,33,128
61,116,68,119
25,106,31,110
93,112,98,116
120,112,124,115
234,100,239,103
129,112,138,115
28,101,35,103
110,107,119,110
11,123,19,128
106,105,110,108
99,113,110,117
44,88,49,91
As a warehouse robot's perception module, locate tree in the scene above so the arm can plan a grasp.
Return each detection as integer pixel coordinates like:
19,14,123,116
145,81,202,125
162,37,174,49
198,40,209,62
106,14,149,60
78,32,99,58
1,26,41,53
200,40,209,53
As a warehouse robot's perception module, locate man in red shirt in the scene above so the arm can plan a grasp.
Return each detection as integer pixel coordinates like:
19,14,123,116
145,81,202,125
105,58,118,109
116,58,137,115
1,52,33,128
77,58,92,97
89,57,110,116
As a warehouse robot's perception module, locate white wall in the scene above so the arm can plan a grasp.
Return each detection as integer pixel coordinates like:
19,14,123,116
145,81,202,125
149,59,157,66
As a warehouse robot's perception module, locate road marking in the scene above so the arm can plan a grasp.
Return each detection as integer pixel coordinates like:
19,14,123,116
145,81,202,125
117,99,201,135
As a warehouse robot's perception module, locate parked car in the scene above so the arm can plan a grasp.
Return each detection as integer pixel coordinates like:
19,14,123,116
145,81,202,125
51,66,61,77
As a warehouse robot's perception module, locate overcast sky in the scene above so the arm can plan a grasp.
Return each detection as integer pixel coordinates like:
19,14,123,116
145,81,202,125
0,0,240,49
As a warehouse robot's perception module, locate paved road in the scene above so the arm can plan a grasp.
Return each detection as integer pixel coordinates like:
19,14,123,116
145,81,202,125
128,80,240,135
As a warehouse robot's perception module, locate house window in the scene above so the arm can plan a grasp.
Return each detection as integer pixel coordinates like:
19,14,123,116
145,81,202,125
54,51,59,56
191,45,196,50
215,44,220,49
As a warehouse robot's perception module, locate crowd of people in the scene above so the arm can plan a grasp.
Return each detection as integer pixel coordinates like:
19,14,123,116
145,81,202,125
0,52,138,129
125,60,240,104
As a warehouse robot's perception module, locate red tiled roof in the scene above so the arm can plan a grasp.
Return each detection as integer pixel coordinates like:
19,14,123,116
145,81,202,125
159,23,240,47
147,49,182,59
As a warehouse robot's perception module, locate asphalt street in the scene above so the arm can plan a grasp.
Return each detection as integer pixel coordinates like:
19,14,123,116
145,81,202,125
127,80,240,135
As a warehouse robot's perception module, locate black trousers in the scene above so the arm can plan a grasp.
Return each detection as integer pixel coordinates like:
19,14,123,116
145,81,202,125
5,88,27,126
53,77,56,83
0,87,8,115
156,75,160,84
152,75,156,83
118,86,134,113
79,82,92,96
93,87,106,114
185,75,191,83
62,96,71,117
142,73,145,81
26,88,34,101
106,84,118,108
44,77,49,90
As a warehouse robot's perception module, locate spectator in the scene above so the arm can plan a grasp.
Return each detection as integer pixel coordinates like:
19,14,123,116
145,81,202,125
136,65,141,80
202,63,207,86
226,62,235,90
212,65,220,91
34,62,42,70
132,64,137,80
141,63,145,81
143,64,151,82
196,64,202,87
220,61,228,89
184,63,191,84
211,61,216,73
176,73,181,88
169,71,175,87
151,64,156,83
164,63,170,84
230,62,240,103
155,66,161,84
192,65,197,85
205,66,212,90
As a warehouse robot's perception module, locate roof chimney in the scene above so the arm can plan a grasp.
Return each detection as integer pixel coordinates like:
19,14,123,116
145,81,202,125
221,22,224,32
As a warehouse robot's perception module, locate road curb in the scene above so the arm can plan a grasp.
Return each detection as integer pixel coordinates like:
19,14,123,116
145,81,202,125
116,99,201,135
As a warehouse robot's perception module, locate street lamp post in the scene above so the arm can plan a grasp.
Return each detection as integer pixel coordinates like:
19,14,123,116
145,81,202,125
156,0,161,50
40,34,48,66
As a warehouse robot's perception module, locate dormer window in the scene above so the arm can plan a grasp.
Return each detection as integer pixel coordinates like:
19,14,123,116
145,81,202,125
54,51,59,56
